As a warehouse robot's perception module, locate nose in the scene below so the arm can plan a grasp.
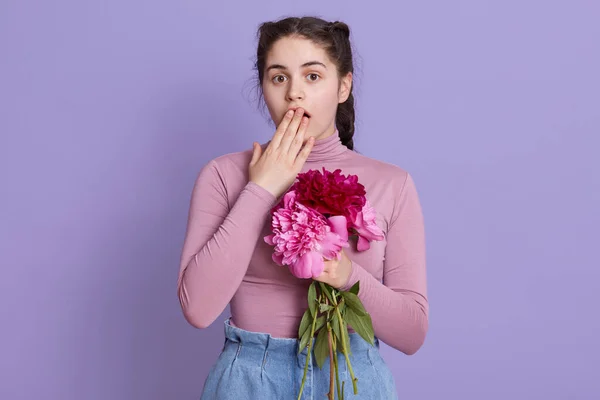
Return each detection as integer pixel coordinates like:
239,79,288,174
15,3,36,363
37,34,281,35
285,77,304,102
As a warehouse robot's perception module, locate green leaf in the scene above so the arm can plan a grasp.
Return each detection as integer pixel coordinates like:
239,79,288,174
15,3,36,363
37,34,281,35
298,308,312,338
348,281,360,296
319,282,335,305
345,308,375,345
331,312,342,342
308,281,317,316
314,324,330,369
329,324,338,354
341,319,352,356
338,300,346,316
340,291,367,316
298,327,312,355
319,303,333,313
314,315,326,334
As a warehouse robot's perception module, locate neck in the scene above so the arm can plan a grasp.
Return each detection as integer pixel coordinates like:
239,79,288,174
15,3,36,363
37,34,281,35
306,128,348,163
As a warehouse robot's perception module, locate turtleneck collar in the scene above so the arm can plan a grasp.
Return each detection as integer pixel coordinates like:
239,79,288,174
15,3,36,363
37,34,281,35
306,129,349,163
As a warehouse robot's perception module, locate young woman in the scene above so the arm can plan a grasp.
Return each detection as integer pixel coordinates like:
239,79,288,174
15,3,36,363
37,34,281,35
177,16,428,399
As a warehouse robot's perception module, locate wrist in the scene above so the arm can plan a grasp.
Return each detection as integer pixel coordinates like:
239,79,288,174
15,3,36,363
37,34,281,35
335,258,354,289
250,179,279,198
338,260,357,291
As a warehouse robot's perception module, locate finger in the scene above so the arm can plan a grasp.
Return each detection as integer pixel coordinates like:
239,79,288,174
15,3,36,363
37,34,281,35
249,142,261,166
287,116,308,157
294,136,315,167
269,109,295,149
279,108,305,153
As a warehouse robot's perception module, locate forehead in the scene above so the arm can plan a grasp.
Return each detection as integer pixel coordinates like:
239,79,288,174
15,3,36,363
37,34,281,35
266,36,332,68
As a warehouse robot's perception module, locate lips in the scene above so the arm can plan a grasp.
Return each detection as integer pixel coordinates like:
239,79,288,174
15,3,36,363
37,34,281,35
288,108,311,118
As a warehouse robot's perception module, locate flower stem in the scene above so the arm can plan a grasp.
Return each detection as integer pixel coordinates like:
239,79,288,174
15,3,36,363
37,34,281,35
326,303,334,400
332,290,358,395
332,334,342,400
297,293,320,400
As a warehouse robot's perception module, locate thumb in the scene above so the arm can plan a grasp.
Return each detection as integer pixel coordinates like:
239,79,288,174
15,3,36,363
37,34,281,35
250,142,261,166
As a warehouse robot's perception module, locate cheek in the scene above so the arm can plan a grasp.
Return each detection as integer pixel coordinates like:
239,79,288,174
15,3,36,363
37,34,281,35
315,93,341,120
262,85,272,105
262,89,279,117
312,85,338,108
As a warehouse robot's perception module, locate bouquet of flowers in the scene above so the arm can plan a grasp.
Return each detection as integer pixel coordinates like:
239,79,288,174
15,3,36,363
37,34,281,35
264,168,384,400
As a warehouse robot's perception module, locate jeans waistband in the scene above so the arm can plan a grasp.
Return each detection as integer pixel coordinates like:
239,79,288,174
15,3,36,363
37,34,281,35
223,317,379,359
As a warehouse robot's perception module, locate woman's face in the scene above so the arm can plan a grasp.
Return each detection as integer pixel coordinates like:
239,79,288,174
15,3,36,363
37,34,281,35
262,36,352,141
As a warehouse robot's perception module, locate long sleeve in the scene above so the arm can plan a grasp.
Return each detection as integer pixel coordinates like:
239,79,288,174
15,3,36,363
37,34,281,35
177,160,278,329
340,173,428,355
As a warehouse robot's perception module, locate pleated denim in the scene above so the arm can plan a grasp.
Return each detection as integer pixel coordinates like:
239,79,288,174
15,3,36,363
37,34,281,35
200,318,398,399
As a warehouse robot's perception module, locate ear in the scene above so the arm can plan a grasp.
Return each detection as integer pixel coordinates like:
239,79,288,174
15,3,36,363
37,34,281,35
338,72,353,103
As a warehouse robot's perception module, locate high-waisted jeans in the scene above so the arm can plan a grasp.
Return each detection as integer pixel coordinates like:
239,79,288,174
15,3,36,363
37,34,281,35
200,318,398,399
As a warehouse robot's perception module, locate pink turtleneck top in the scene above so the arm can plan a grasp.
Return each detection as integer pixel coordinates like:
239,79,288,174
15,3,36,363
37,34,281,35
177,132,428,355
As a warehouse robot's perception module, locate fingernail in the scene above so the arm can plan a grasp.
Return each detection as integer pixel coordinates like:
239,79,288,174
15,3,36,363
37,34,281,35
287,110,293,117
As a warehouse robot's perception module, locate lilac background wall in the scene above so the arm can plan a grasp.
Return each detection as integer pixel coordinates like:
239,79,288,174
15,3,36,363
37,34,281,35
1,0,598,399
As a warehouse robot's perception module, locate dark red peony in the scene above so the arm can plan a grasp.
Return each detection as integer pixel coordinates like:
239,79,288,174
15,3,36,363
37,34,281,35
287,168,366,226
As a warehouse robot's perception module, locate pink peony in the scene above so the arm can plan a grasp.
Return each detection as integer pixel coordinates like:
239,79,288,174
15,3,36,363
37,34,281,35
264,191,349,279
351,200,384,251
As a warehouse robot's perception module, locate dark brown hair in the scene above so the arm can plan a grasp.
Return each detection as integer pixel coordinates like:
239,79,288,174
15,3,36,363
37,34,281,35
253,16,357,150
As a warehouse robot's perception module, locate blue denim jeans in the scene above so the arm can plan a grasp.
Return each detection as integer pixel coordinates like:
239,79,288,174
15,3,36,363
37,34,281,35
200,318,398,399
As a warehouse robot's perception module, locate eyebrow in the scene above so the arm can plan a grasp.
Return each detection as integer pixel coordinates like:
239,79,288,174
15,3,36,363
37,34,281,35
266,61,327,72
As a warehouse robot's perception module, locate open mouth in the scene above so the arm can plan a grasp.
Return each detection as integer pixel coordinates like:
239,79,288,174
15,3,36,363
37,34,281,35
289,108,311,118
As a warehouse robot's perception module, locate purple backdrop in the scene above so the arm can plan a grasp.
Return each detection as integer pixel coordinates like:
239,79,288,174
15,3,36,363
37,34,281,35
1,0,599,399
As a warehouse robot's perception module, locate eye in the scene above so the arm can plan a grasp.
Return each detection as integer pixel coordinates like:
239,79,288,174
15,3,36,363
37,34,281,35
272,75,287,84
307,73,320,82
